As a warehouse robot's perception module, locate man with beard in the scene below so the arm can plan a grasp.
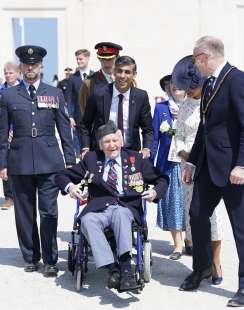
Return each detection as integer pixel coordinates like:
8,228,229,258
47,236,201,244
0,45,76,277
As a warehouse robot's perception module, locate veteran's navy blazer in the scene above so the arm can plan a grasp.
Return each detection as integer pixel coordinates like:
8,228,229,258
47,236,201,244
0,81,76,175
55,149,169,224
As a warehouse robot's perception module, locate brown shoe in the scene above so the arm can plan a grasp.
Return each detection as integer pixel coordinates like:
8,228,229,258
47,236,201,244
2,198,14,210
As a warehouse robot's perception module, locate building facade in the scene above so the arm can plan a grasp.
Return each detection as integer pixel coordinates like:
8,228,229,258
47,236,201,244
0,0,244,101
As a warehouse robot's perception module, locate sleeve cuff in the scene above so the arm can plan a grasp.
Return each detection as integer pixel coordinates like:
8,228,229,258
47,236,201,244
64,182,73,193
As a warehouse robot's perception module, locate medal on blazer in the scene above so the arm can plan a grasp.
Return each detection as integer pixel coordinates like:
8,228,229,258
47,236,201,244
37,96,59,109
97,161,103,173
129,156,136,172
128,172,144,192
88,173,94,183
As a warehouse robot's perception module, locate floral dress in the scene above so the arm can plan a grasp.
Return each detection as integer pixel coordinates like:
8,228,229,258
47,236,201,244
175,97,222,241
152,100,185,231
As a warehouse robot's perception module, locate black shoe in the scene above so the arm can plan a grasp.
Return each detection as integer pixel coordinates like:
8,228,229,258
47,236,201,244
107,271,120,289
184,240,193,256
179,267,212,291
227,289,244,307
212,264,223,285
169,251,182,260
120,270,137,292
43,264,58,277
24,262,39,272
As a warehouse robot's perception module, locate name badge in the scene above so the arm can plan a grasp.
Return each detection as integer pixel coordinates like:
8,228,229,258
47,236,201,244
37,96,59,109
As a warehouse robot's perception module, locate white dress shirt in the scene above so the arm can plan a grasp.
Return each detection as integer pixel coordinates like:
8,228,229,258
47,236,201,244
109,84,130,145
22,79,41,94
79,69,90,80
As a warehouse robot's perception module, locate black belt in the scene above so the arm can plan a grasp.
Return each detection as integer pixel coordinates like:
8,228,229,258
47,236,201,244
13,128,55,138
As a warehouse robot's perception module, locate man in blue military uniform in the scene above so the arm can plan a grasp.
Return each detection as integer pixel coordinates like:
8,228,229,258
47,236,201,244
0,45,76,277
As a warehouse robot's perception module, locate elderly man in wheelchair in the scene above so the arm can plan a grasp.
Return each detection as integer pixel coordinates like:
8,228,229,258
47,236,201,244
55,120,169,292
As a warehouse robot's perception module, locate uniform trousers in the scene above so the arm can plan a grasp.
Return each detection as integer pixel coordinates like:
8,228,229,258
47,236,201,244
80,205,134,268
11,174,59,265
189,161,244,288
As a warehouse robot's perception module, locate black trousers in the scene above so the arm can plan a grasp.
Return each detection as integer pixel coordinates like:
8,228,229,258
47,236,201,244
2,177,13,199
190,162,244,288
11,174,59,265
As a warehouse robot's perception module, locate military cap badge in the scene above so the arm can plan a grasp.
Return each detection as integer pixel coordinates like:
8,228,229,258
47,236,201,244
28,48,34,55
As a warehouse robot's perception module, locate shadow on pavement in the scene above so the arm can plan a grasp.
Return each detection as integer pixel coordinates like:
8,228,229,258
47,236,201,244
55,260,140,307
0,248,24,268
150,239,235,299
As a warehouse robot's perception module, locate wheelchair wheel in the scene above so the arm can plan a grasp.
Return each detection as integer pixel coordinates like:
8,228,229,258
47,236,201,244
75,265,83,291
68,243,75,274
143,241,152,283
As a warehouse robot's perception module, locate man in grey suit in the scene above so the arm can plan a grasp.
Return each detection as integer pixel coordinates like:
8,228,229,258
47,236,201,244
0,45,76,277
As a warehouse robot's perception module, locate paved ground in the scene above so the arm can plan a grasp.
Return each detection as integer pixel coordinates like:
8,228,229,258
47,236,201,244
0,185,240,310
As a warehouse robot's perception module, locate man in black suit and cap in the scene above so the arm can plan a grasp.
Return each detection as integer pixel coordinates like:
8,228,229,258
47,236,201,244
55,120,168,291
0,45,76,277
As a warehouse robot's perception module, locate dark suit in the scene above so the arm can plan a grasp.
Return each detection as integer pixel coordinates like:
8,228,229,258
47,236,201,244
55,149,169,224
80,83,154,151
66,70,93,148
66,70,93,123
0,81,76,265
188,62,244,288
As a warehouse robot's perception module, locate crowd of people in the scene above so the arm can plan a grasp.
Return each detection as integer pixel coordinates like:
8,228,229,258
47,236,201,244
0,35,244,307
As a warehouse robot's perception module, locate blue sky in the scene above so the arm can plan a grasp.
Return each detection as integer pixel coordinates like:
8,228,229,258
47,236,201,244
13,18,58,83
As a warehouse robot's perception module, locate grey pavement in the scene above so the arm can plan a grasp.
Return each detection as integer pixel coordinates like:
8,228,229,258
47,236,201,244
0,185,239,310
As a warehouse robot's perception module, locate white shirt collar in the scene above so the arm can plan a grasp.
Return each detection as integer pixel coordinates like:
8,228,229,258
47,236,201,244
212,61,227,79
105,154,122,166
23,79,40,91
79,69,90,76
112,83,130,100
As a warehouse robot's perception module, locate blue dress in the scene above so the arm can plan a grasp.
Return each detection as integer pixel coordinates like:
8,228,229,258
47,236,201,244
152,101,185,231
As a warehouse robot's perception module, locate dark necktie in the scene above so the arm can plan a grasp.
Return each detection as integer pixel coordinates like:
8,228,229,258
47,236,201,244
83,73,87,80
203,75,215,107
107,160,118,192
29,84,36,99
118,94,124,137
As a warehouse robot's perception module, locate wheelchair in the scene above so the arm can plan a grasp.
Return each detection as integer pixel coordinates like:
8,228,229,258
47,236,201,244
67,181,152,292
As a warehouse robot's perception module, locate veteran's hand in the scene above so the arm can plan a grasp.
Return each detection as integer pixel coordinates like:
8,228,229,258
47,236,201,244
229,166,244,185
141,188,157,202
68,184,83,200
0,168,8,181
182,164,194,185
141,148,151,159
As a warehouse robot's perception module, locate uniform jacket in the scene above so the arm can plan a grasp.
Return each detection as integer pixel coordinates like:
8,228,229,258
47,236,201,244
55,149,169,224
79,69,109,115
80,83,154,151
188,62,244,186
66,70,93,124
57,78,70,103
152,101,174,176
0,81,76,175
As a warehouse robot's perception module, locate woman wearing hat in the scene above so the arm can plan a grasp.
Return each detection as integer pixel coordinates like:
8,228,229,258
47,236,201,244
173,55,223,284
152,74,186,260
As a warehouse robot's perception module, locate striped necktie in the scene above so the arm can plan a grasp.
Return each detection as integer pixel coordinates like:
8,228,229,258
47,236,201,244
107,159,118,192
